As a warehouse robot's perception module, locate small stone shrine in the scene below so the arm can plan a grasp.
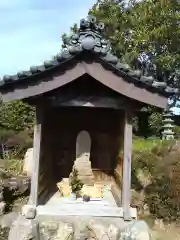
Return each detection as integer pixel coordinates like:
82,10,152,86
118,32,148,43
0,14,178,239
72,130,94,185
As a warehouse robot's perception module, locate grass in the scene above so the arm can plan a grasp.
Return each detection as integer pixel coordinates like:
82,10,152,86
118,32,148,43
133,138,162,152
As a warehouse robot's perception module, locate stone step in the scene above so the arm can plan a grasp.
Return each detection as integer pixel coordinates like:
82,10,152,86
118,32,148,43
36,204,137,219
74,162,92,168
77,172,93,175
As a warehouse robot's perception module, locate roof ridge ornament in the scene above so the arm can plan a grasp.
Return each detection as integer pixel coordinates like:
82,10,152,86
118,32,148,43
80,15,105,36
66,15,111,53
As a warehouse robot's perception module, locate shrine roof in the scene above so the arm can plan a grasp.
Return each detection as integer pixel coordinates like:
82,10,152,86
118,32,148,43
0,15,178,107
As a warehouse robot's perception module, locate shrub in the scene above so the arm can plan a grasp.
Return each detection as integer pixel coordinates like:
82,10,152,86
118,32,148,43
4,159,24,176
174,125,180,138
0,227,9,240
5,129,33,159
69,168,84,194
132,139,180,221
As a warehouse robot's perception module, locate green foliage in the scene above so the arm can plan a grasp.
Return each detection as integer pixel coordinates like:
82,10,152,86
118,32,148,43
4,159,24,176
62,0,178,134
132,139,180,221
61,23,78,49
149,111,163,136
0,100,34,160
69,168,84,193
5,130,33,159
0,128,33,160
134,106,163,137
0,227,9,240
90,0,180,64
174,125,180,138
0,100,35,132
64,0,180,72
0,128,15,144
62,0,179,103
133,138,161,152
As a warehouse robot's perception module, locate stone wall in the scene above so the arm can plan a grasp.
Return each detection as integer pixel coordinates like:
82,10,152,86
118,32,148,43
8,216,150,240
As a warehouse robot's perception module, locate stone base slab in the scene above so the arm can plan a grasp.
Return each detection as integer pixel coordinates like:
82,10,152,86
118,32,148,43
36,204,137,219
22,204,37,219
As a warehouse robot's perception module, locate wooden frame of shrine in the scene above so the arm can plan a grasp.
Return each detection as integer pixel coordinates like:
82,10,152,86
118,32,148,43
0,16,176,221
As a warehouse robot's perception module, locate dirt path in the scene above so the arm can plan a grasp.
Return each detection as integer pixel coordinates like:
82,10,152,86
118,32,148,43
142,216,180,240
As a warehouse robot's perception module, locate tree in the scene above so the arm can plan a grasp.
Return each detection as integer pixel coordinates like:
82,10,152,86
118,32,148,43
149,111,163,136
62,0,180,92
59,0,180,136
62,0,180,104
0,100,35,132
89,0,180,105
89,0,180,134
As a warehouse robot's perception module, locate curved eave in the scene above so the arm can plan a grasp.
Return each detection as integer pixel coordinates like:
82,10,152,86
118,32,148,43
0,55,168,109
0,51,177,97
85,61,168,109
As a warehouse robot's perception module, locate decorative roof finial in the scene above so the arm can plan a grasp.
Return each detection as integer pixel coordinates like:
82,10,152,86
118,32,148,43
80,15,105,34
65,15,111,54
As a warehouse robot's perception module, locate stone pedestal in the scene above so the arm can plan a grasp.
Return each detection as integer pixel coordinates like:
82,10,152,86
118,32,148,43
22,204,37,219
72,130,94,185
23,148,33,177
0,201,5,216
73,153,94,185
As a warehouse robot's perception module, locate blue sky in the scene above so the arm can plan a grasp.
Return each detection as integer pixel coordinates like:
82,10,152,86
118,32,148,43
0,0,96,76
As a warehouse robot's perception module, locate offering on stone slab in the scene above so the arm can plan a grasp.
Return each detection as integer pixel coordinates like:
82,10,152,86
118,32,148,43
81,185,103,198
57,180,71,197
83,194,90,202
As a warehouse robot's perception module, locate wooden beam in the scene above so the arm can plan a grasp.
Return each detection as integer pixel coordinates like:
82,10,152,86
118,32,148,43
50,96,125,109
122,110,133,220
28,106,42,206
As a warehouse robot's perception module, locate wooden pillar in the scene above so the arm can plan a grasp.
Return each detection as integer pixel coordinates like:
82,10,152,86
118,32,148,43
28,106,42,206
122,110,133,220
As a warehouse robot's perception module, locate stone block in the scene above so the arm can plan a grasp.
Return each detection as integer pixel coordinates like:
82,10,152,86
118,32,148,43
8,215,38,240
23,148,33,177
76,169,94,175
39,220,74,240
119,220,150,240
3,176,30,194
0,201,5,216
0,212,19,228
7,218,150,240
75,161,92,167
0,188,3,202
88,219,120,240
22,205,36,219
78,176,94,181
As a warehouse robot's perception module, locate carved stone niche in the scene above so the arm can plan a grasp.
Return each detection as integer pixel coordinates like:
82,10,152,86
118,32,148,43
72,130,94,185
